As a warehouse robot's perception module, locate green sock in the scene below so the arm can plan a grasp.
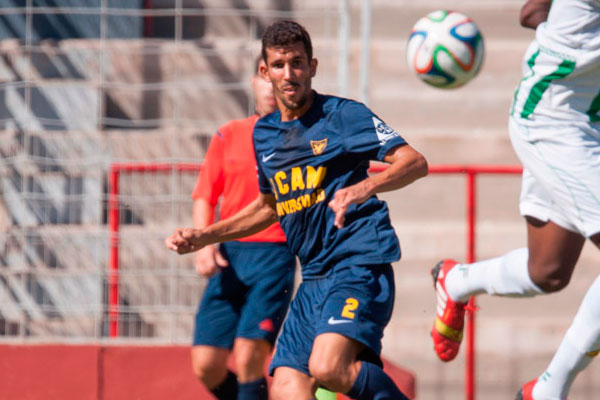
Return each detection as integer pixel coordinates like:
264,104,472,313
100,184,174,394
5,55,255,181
315,388,337,400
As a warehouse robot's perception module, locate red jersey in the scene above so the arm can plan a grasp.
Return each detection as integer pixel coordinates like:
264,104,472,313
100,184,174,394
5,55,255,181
191,114,287,243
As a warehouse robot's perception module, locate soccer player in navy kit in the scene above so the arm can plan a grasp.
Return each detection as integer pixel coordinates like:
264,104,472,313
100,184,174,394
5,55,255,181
166,21,428,400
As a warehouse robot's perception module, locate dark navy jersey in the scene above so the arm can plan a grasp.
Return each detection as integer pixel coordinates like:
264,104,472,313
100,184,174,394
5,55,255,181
253,92,407,279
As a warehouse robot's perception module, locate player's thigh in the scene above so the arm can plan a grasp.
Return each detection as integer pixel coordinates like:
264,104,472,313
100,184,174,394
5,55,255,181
316,264,395,362
310,332,363,369
193,267,245,348
510,117,600,238
236,244,295,344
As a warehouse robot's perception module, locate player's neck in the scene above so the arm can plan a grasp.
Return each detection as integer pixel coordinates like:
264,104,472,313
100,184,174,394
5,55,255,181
279,90,315,122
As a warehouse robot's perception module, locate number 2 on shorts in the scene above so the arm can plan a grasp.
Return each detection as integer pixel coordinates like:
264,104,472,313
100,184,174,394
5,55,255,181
341,297,359,319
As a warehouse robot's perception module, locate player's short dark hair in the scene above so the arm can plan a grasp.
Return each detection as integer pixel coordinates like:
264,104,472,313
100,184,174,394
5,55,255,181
261,20,313,63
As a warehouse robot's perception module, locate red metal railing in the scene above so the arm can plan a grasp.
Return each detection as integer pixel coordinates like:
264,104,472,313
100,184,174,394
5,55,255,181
107,163,202,338
108,162,523,400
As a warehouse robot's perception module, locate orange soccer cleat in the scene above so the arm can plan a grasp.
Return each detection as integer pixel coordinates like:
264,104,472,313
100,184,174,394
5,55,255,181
431,259,467,362
515,379,537,400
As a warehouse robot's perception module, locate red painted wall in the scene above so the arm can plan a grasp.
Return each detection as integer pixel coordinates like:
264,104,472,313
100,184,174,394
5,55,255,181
0,345,100,400
0,344,415,399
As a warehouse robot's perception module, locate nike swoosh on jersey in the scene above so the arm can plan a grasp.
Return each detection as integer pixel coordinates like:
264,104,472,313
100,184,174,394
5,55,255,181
327,317,353,325
262,152,276,162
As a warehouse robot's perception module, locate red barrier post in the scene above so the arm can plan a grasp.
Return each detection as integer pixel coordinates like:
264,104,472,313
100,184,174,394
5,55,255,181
465,171,477,400
108,167,120,338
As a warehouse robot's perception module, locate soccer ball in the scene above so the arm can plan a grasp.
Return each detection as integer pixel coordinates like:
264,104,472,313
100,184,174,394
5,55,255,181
406,10,484,89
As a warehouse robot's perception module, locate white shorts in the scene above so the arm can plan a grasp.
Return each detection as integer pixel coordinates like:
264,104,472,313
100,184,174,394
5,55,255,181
509,116,600,238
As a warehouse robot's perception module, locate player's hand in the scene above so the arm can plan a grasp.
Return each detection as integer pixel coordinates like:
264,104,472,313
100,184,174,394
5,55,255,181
194,245,229,277
328,182,371,229
165,228,207,254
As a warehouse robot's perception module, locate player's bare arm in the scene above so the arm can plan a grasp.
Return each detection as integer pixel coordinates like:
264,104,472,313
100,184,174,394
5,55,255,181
328,144,428,228
520,0,552,29
192,198,229,277
166,193,278,254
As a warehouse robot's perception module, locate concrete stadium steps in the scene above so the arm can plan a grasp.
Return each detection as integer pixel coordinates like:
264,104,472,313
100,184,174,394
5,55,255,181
0,41,98,131
1,39,86,81
0,227,105,337
116,225,203,339
1,168,103,226
368,38,530,134
0,1,533,137
0,128,106,227
379,171,524,232
59,38,340,126
0,127,205,232
114,176,198,227
108,129,207,162
0,196,11,231
26,316,99,338
0,129,106,167
165,0,340,40
2,38,263,128
0,82,99,132
400,129,519,166
0,129,104,226
0,224,202,340
332,0,536,135
97,40,251,126
356,0,528,40
31,130,107,169
58,39,255,126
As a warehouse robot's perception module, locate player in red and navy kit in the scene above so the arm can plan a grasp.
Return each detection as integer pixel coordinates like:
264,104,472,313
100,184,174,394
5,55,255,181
167,21,428,400
190,59,295,400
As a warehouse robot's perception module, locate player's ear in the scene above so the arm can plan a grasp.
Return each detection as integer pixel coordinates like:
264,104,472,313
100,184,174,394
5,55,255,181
259,61,271,83
310,58,318,78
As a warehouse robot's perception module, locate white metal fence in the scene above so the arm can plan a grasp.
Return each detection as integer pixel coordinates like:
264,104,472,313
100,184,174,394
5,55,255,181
0,0,345,342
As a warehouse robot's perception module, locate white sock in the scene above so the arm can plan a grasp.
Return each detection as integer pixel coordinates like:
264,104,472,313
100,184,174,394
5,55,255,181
533,275,600,399
445,248,544,302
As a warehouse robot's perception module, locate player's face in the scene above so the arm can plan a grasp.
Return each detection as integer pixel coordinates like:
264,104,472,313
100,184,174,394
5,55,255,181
261,42,317,117
251,61,277,117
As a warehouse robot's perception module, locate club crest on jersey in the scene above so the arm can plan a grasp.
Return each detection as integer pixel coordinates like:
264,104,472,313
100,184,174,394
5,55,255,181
372,117,399,145
310,139,328,156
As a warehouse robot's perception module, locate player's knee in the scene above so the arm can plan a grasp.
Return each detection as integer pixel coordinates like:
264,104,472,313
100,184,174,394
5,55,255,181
233,338,270,380
191,361,217,386
191,353,227,388
308,361,345,390
530,268,572,293
234,352,265,380
270,376,303,400
535,276,571,293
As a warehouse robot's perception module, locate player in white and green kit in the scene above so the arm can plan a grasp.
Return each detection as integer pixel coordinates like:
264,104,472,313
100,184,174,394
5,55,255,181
429,1,600,399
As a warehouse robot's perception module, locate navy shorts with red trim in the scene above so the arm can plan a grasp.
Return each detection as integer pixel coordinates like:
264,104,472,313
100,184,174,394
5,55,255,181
193,241,295,348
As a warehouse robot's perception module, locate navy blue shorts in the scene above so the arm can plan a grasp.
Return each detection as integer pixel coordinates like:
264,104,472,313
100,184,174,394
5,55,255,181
269,263,395,376
193,241,296,348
